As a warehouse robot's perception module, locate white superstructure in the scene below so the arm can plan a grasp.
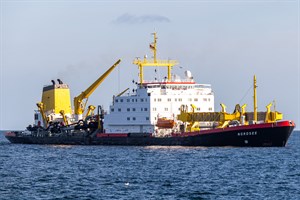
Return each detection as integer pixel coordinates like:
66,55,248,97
104,74,214,133
104,33,214,134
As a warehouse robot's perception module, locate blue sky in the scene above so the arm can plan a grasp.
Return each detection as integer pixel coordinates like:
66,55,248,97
1,0,299,130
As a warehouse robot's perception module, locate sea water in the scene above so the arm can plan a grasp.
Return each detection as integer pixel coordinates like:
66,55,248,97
0,130,299,200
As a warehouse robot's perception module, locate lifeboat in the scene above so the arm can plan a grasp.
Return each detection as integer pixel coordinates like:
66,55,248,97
156,118,176,128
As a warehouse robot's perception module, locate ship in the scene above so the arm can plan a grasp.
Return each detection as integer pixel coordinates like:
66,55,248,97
5,33,295,147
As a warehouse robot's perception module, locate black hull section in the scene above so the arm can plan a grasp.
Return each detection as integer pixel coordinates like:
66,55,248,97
92,126,294,147
5,135,91,145
5,121,295,147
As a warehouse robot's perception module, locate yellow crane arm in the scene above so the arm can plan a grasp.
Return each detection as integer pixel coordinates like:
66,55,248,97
74,59,121,116
84,105,96,119
116,88,129,97
59,110,69,125
36,102,48,128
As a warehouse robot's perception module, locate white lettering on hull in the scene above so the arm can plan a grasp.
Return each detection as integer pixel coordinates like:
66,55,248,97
237,131,257,136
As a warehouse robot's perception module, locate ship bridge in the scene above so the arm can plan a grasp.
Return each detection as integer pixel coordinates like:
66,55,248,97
104,32,214,134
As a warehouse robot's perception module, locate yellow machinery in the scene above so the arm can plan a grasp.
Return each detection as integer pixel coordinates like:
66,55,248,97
36,60,121,127
178,103,283,132
74,59,121,120
177,75,283,132
59,110,69,125
36,102,48,128
133,32,178,85
37,81,72,128
265,102,283,123
84,105,96,119
40,82,72,116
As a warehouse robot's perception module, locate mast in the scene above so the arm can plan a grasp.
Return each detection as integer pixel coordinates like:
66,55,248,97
133,32,178,86
253,75,257,122
151,32,157,63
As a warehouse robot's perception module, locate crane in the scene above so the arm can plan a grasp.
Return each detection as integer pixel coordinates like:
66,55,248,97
84,105,96,120
116,88,129,97
74,59,121,121
59,110,69,125
36,102,48,128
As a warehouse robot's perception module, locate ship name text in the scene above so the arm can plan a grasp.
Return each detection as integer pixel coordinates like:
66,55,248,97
237,131,257,136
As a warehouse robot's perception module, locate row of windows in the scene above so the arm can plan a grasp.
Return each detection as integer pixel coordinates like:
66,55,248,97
153,108,170,111
115,98,147,103
112,106,211,113
115,97,211,103
154,98,183,102
127,108,148,112
111,108,148,112
152,107,212,112
127,117,150,121
147,85,195,90
153,98,211,102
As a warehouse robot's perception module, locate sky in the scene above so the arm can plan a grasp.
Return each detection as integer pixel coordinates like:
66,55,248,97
0,0,299,130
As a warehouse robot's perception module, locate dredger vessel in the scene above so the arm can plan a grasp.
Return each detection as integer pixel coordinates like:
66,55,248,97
5,33,295,146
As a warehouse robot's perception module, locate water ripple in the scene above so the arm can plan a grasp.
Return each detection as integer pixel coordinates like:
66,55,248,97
0,131,299,199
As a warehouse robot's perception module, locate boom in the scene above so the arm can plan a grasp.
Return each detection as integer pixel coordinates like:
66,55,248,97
36,102,48,128
116,88,129,97
74,59,121,120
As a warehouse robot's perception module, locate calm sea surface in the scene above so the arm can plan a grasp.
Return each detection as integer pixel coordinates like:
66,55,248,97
0,130,299,200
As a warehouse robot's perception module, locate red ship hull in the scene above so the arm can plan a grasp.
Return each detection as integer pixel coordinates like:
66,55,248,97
5,120,295,147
